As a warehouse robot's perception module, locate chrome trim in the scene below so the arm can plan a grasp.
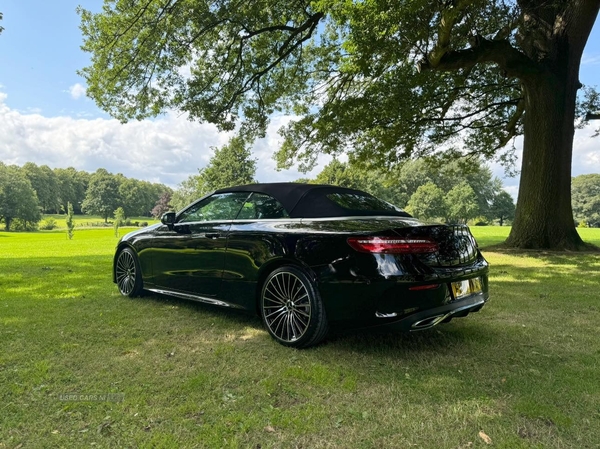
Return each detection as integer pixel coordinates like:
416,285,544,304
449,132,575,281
146,288,243,309
300,216,417,223
230,218,303,223
410,296,486,331
375,311,398,318
411,314,450,329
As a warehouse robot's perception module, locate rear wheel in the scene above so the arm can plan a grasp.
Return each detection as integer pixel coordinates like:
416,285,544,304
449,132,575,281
115,248,143,297
260,266,328,348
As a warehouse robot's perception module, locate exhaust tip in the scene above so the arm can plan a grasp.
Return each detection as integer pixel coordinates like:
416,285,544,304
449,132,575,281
411,313,449,330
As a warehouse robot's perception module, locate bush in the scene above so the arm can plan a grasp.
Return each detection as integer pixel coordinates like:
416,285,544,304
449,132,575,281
140,222,148,227
578,220,589,228
11,219,39,232
40,217,58,230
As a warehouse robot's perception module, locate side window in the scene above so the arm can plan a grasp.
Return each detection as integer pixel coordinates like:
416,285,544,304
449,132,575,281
178,193,249,223
235,193,289,220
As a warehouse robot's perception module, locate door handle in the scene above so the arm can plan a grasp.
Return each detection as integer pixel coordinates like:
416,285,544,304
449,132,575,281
205,233,220,239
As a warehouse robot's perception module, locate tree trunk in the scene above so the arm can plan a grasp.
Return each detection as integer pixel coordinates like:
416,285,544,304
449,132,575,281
505,73,586,249
506,1,599,250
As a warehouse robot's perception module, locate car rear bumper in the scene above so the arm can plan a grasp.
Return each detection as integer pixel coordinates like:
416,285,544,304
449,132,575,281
366,292,488,333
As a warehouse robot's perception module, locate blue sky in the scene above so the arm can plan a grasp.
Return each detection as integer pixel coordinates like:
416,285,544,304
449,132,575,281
1,1,600,196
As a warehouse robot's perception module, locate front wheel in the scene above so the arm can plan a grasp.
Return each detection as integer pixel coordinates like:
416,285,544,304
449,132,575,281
260,266,328,348
115,248,144,297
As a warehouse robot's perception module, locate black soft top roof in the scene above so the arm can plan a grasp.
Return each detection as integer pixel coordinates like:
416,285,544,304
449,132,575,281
214,183,410,219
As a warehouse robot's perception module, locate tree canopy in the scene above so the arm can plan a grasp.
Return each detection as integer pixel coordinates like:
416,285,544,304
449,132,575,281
171,136,257,209
0,163,41,231
309,157,507,223
490,190,516,226
572,174,600,226
79,0,600,249
82,169,122,222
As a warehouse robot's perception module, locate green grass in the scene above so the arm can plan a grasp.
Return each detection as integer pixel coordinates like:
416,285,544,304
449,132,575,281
1,227,600,448
40,214,159,229
470,225,600,248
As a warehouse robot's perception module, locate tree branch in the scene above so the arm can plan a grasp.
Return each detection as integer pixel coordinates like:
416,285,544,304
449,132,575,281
419,35,542,80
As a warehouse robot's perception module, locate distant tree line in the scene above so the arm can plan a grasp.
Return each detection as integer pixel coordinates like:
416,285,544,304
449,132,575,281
0,162,172,231
4,145,597,231
305,158,516,225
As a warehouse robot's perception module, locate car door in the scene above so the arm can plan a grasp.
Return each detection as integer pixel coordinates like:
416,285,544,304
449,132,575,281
151,192,249,297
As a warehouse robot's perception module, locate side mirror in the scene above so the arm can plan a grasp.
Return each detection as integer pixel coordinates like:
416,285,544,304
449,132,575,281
161,211,176,230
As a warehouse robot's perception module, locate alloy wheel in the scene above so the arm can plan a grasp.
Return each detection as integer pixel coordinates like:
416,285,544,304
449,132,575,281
262,271,312,343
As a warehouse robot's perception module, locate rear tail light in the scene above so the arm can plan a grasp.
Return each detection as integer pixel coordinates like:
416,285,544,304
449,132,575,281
347,237,439,254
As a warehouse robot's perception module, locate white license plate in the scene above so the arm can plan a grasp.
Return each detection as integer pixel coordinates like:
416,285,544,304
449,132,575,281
451,277,482,300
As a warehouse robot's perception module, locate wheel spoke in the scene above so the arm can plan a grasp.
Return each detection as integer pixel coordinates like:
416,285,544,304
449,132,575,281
116,251,139,296
294,308,310,319
265,286,285,304
265,307,286,320
263,270,312,343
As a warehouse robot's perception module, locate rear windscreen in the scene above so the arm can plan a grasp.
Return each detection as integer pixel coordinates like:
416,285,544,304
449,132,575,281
326,192,404,213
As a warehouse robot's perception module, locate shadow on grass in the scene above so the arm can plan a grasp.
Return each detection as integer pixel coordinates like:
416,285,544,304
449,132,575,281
136,292,496,362
481,242,600,254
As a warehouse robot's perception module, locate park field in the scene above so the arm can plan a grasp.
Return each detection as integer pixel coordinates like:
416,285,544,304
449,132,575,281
1,227,599,448
40,214,160,229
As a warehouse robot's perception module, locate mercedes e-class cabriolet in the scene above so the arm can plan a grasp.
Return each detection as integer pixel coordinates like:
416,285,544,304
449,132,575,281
114,183,489,348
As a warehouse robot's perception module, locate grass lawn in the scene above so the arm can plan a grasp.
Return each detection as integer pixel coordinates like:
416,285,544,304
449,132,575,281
1,227,599,448
41,214,159,229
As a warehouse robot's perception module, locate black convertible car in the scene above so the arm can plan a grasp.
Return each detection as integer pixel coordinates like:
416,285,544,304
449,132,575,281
114,183,489,348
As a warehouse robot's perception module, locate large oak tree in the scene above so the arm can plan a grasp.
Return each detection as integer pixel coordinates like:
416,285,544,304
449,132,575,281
79,0,600,249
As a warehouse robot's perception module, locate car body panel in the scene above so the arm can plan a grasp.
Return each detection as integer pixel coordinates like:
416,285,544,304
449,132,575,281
114,184,489,337
147,221,232,297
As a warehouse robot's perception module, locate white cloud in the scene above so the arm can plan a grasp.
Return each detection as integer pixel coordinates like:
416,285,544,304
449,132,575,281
67,83,87,100
3,90,597,196
582,54,600,66
0,93,321,188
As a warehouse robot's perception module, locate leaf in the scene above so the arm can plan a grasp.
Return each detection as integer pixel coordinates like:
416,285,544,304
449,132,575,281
264,425,275,433
478,430,492,444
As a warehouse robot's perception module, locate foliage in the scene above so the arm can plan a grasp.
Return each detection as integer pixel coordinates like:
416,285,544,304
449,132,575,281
445,181,479,224
77,1,598,160
66,202,75,240
307,158,505,222
54,167,89,214
151,191,173,218
118,177,169,217
39,217,57,231
78,0,600,249
405,182,446,222
82,169,122,222
201,136,257,191
572,174,600,227
491,191,516,226
172,136,257,209
113,206,126,237
0,163,42,231
171,175,201,211
0,11,3,35
21,162,61,213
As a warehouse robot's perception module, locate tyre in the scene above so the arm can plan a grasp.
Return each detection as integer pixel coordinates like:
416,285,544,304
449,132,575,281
260,266,328,348
115,247,144,297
